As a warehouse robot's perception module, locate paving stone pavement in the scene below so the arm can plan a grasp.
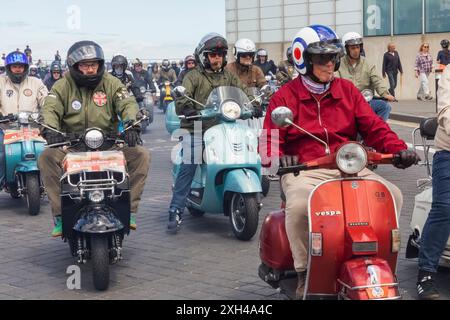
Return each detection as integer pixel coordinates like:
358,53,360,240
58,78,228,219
0,109,448,300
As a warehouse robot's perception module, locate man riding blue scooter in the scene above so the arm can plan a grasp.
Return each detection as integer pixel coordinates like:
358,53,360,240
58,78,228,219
0,51,48,199
167,33,261,236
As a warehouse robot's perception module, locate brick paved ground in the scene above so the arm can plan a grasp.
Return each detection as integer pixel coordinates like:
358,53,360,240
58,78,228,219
0,109,448,300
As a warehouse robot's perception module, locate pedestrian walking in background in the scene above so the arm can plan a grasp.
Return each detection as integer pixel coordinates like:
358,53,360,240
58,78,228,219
382,43,403,97
415,43,434,101
437,39,450,67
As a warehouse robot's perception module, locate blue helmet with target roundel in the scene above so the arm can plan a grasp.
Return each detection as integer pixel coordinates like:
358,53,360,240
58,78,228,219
291,25,344,76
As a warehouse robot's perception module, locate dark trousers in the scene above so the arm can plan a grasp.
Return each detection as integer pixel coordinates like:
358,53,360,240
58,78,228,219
387,72,398,97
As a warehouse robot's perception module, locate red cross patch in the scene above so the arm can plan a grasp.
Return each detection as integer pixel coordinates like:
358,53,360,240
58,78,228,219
93,91,108,107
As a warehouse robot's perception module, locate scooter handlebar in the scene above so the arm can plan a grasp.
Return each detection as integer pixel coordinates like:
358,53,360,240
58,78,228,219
277,164,309,177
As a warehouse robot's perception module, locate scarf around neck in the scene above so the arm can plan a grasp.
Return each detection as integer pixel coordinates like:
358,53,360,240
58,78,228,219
301,75,333,95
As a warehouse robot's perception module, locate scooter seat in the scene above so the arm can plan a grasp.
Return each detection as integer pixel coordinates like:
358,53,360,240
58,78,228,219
420,117,438,140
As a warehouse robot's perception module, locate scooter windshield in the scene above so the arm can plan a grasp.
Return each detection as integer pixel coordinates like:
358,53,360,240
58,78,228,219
205,86,252,113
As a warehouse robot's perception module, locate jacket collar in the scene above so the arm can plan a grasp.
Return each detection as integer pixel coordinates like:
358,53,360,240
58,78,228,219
296,76,343,101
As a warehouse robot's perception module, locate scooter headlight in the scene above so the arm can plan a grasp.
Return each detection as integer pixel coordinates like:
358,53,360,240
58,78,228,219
336,143,368,175
89,190,105,203
221,100,241,121
18,112,30,125
84,129,104,150
361,89,374,102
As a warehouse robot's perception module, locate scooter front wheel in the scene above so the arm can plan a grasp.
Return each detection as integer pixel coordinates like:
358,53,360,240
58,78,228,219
25,173,41,216
227,193,260,241
261,176,271,197
91,234,110,291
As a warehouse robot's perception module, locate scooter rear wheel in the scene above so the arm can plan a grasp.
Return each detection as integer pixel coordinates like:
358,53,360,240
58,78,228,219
26,173,41,216
227,193,260,241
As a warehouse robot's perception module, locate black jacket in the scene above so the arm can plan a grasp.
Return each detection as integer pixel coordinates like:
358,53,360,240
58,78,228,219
382,51,403,76
254,60,277,77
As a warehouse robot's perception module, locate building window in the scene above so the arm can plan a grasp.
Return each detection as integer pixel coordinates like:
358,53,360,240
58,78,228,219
426,0,450,33
363,0,391,36
393,0,423,35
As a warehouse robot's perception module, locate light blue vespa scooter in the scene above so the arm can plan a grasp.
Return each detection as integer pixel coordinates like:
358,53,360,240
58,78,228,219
172,86,263,241
165,101,180,135
3,112,46,216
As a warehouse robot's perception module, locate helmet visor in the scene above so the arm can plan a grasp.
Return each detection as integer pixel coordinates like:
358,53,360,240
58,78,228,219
67,45,104,67
307,39,344,56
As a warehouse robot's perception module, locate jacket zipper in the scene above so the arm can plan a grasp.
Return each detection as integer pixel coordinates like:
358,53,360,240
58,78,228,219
312,94,330,155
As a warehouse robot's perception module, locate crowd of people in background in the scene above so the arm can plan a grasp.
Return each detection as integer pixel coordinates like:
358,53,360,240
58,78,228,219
0,38,449,106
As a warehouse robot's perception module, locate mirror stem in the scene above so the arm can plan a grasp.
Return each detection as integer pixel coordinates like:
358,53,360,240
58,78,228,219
285,119,330,155
182,95,207,108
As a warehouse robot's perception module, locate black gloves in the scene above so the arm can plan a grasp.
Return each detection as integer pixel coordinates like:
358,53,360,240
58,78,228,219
182,107,199,118
280,155,299,168
42,129,65,145
124,127,142,147
252,105,264,118
393,150,421,169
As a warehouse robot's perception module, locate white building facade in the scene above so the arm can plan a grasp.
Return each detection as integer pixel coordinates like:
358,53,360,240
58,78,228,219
226,0,450,99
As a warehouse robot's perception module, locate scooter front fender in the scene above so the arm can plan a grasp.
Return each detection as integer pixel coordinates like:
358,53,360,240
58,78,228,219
15,161,39,174
74,207,124,234
223,169,262,194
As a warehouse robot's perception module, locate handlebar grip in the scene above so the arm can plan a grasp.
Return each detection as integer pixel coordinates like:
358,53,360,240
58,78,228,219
277,164,308,176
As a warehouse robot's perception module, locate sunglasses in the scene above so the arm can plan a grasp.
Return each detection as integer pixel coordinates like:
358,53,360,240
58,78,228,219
240,53,255,58
311,54,340,66
423,45,429,48
207,52,223,58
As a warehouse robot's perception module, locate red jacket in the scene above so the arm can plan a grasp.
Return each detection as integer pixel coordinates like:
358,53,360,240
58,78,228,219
260,77,407,166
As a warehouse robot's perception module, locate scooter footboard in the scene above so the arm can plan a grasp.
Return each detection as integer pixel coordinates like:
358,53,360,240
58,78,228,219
337,258,401,300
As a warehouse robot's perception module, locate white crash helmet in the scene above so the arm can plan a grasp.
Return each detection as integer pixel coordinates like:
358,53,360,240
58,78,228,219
291,25,344,76
342,32,363,47
233,38,257,61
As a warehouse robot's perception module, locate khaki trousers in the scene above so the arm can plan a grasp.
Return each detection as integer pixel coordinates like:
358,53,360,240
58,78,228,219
38,146,150,216
281,168,403,273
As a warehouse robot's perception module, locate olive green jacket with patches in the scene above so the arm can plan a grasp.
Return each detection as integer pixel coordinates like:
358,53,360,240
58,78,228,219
42,72,138,135
336,56,390,98
176,66,250,132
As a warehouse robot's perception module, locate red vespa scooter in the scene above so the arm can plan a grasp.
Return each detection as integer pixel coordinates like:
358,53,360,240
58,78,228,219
259,107,402,300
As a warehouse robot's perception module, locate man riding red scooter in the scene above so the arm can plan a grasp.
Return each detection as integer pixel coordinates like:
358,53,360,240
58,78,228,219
258,25,420,300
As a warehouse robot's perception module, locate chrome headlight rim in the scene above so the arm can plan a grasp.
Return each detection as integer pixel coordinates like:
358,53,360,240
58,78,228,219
361,89,374,102
88,190,105,204
336,143,368,175
220,99,241,121
84,128,105,150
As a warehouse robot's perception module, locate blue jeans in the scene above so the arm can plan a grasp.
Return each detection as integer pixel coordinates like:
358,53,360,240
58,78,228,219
370,99,392,122
387,72,398,97
0,130,4,186
169,133,203,213
419,151,450,273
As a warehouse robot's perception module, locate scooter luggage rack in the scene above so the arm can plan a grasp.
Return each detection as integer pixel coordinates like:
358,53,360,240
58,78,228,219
337,279,401,300
68,170,125,195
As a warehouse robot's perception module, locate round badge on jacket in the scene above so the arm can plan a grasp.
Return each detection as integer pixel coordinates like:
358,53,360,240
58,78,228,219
72,100,82,111
23,89,33,97
93,91,108,107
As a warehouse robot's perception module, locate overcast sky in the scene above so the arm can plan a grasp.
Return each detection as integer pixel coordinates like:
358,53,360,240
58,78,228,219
1,0,225,63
